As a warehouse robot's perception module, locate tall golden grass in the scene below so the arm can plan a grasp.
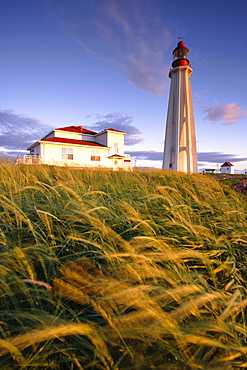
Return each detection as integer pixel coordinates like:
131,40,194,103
0,163,246,369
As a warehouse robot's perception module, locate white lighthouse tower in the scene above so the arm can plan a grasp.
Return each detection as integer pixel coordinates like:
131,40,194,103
162,40,198,173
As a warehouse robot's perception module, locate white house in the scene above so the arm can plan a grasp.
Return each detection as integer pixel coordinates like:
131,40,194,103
17,125,132,170
220,161,234,174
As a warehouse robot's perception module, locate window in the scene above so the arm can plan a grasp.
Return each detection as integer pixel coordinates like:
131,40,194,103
114,160,118,165
114,143,119,153
62,147,73,160
91,150,101,161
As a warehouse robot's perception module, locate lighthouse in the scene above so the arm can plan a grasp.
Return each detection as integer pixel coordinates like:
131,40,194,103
162,40,198,173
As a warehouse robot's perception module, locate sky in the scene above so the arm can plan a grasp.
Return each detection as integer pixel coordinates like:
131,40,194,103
0,0,247,172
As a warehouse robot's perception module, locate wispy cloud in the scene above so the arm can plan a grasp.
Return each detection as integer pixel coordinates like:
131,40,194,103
49,0,172,96
87,112,143,145
0,110,51,153
203,102,247,124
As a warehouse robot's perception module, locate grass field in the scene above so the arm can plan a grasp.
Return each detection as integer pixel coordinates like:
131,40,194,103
0,163,247,369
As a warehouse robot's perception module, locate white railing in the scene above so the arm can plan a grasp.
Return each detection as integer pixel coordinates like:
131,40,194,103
16,155,42,165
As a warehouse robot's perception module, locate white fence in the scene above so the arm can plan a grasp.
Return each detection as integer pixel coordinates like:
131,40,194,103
16,155,42,165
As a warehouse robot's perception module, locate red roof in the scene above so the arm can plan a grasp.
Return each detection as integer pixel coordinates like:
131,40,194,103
55,126,125,135
176,41,189,51
106,128,125,133
108,154,125,159
221,161,234,167
55,126,97,135
39,137,108,148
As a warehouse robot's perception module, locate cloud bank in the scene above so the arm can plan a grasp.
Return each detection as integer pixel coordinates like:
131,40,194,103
49,0,172,96
0,110,51,154
0,109,142,156
128,150,162,161
87,112,143,145
127,150,247,164
197,152,247,164
203,102,247,125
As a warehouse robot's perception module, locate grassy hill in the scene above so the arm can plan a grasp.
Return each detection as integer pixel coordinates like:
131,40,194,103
0,163,247,369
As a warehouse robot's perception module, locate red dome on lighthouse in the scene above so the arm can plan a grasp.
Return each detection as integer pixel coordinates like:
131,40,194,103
172,40,190,68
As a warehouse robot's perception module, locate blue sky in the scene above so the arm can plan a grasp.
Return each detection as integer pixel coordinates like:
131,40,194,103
0,0,247,172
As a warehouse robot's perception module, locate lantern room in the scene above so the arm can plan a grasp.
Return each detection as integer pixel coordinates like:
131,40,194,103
172,41,190,68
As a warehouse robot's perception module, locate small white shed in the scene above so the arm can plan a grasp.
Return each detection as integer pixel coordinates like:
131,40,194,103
220,162,234,174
